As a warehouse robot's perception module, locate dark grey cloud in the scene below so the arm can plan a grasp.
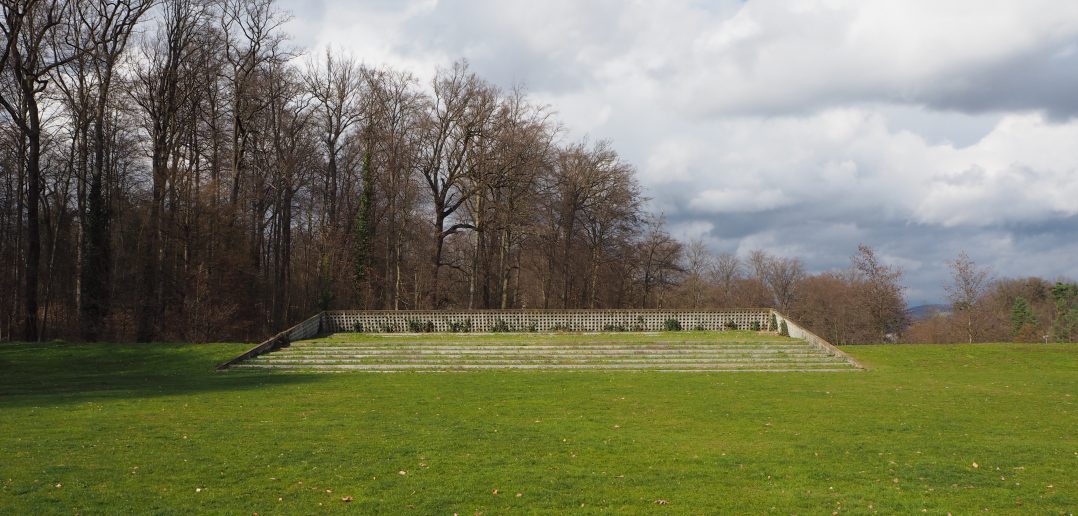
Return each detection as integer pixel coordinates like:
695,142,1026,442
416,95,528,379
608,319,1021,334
920,45,1078,119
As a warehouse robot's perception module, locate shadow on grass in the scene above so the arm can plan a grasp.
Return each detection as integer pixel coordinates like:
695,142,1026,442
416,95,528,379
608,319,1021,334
0,341,321,408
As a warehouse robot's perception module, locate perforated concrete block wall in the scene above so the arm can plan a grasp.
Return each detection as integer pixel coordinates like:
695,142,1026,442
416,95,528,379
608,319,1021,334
321,310,770,333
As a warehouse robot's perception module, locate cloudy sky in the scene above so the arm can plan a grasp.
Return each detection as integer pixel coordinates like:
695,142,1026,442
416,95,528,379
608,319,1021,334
280,0,1078,304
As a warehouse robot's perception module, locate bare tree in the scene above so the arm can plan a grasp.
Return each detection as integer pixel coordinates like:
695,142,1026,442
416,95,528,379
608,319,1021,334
220,0,291,208
747,249,771,282
636,216,682,308
363,66,421,310
131,0,209,341
679,239,715,309
714,252,742,307
487,89,554,309
415,61,496,308
302,50,363,307
747,249,805,312
945,251,991,343
850,244,908,340
304,50,362,226
462,86,554,308
544,139,641,308
255,61,314,328
50,0,151,340
0,0,85,340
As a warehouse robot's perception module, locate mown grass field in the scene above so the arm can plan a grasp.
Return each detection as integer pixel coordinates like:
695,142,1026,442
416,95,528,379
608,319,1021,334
0,336,1075,514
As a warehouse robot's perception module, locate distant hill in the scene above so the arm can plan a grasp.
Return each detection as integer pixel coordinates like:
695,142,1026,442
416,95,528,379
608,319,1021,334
907,304,951,321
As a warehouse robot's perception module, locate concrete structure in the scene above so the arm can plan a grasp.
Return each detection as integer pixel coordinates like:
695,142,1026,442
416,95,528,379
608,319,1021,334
216,309,863,370
322,309,769,334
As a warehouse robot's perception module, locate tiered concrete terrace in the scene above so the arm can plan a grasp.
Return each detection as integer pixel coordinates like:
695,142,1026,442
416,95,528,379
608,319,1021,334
219,310,863,372
230,332,859,372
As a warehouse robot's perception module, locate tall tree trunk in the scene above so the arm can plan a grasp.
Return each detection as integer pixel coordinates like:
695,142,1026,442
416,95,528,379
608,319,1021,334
353,149,374,308
467,196,483,309
22,101,41,342
430,213,445,309
499,226,511,309
560,204,575,309
80,72,114,341
280,193,292,325
394,237,402,310
137,148,167,342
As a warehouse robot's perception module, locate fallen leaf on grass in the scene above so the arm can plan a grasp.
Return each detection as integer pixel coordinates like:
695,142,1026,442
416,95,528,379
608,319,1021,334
341,496,353,502
398,470,407,476
971,462,979,469
655,499,669,505
492,488,499,495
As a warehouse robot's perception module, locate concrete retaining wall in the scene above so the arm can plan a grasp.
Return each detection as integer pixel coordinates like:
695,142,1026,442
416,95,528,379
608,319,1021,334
772,310,864,368
215,312,323,370
322,309,770,333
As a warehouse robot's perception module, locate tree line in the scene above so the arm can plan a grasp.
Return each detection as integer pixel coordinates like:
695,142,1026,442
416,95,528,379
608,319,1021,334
904,252,1078,344
1,0,687,342
3,1,1067,345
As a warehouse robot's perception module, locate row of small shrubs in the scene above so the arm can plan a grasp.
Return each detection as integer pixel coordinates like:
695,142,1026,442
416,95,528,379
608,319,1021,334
638,317,786,333
351,318,539,333
352,321,432,333
408,319,436,333
448,319,473,333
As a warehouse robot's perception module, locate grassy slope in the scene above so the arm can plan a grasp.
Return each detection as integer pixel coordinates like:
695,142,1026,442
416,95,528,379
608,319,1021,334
0,340,1074,514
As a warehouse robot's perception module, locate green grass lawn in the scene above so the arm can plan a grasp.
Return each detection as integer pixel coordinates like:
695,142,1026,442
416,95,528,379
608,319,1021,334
1,339,1075,514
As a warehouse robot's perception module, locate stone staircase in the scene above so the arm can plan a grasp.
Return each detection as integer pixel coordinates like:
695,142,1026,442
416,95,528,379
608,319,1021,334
231,336,860,372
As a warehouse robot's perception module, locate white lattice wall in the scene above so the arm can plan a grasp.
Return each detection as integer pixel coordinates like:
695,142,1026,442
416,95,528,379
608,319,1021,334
321,310,770,333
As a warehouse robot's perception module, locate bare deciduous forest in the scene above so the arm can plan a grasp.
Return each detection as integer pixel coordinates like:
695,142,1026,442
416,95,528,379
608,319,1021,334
1,0,1074,344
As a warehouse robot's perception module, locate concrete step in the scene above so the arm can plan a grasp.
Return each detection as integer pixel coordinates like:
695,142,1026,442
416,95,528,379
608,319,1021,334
280,345,813,353
288,340,802,346
269,348,822,357
255,355,832,363
247,356,847,365
286,342,802,351
232,362,857,371
231,333,858,372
